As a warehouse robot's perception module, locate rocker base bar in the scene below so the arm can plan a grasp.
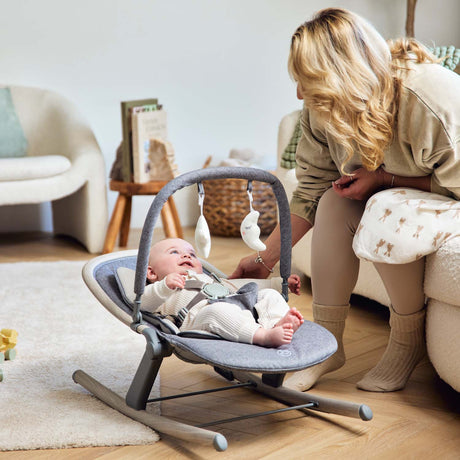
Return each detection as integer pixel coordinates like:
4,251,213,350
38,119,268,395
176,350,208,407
197,402,317,428
147,381,255,403
72,367,372,452
231,370,373,421
72,369,228,452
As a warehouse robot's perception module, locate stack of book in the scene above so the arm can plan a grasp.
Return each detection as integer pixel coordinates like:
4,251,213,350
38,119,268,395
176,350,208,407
120,98,178,183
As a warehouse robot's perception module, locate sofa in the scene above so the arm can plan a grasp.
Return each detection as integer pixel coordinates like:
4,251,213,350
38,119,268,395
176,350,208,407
0,85,108,253
275,110,460,392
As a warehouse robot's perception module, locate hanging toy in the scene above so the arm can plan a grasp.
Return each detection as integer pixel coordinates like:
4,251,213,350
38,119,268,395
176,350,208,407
194,182,211,258
240,181,266,252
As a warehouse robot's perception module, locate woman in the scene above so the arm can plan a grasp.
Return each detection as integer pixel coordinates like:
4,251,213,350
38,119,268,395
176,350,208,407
230,8,460,392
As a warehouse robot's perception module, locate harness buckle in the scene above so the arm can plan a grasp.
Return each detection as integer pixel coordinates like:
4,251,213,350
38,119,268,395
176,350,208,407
201,283,230,300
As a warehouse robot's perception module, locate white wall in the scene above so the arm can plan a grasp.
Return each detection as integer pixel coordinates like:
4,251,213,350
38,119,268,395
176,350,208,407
0,0,458,232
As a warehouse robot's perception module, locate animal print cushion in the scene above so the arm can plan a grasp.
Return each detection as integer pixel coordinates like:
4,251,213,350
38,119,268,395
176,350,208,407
353,188,460,264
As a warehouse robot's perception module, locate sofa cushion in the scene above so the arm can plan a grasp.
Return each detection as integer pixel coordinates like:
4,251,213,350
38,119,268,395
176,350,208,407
280,115,301,169
425,237,460,306
0,155,71,181
0,87,28,158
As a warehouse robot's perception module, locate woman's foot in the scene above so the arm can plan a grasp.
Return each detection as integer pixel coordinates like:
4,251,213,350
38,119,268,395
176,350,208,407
284,303,349,391
276,307,304,331
253,323,294,347
357,308,426,392
284,345,345,391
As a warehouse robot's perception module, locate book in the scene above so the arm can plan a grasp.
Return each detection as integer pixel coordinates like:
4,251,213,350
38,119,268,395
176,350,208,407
120,98,158,182
131,108,168,183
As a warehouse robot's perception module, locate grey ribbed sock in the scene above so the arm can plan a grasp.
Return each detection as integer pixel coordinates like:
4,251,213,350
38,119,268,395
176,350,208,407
357,307,426,392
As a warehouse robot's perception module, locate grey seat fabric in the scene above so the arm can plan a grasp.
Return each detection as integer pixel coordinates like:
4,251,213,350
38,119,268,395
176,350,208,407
94,255,138,316
160,322,337,373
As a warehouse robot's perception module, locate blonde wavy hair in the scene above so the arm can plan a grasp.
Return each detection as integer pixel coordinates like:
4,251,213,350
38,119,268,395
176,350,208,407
288,8,436,173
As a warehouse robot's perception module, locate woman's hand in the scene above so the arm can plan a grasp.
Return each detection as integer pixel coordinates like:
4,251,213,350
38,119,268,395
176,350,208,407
333,167,432,199
288,274,301,295
165,273,186,290
229,253,272,280
230,215,312,280
332,167,383,201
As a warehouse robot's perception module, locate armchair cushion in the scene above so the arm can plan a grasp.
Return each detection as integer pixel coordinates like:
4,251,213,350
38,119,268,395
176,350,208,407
0,87,27,158
0,155,71,181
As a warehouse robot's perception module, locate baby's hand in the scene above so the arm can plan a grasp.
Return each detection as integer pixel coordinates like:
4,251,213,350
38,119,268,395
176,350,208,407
165,273,186,290
288,274,301,295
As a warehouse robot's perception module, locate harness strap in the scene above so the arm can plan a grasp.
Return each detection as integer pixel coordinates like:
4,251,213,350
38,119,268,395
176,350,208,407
175,280,260,328
184,279,207,290
176,307,189,327
174,279,208,327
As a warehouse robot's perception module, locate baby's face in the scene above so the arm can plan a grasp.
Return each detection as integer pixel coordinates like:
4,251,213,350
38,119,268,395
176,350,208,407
147,238,203,282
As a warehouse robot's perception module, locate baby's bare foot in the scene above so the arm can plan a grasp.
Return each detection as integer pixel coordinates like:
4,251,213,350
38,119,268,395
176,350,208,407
276,308,304,332
253,324,294,348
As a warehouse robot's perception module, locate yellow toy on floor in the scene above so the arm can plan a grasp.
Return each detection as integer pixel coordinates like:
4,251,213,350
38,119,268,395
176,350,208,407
0,329,18,382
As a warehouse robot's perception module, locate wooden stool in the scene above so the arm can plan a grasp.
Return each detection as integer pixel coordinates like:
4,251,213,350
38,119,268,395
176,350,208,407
103,180,183,254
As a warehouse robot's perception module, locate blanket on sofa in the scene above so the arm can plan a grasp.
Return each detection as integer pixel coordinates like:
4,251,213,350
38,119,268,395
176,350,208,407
353,188,460,264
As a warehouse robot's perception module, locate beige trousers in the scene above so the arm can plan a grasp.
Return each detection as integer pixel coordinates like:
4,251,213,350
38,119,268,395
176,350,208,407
311,188,425,314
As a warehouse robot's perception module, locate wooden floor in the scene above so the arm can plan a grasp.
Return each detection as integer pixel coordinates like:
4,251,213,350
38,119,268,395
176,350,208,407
1,229,459,459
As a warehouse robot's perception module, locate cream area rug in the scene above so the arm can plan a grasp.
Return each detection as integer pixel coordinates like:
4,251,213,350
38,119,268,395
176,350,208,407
0,261,160,451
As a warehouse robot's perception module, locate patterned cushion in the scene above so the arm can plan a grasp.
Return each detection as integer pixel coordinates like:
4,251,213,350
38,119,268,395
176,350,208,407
430,45,460,71
279,116,301,169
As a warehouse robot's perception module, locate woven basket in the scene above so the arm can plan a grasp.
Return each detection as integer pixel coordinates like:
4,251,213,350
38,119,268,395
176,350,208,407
203,178,278,237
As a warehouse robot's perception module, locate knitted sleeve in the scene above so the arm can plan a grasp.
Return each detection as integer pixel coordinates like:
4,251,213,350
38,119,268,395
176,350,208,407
427,144,460,200
399,65,460,201
141,279,176,313
290,108,341,225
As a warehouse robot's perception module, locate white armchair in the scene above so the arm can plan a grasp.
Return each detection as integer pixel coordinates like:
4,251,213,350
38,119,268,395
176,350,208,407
0,85,108,253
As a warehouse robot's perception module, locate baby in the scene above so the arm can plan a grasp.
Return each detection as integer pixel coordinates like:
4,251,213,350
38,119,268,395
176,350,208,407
140,238,303,347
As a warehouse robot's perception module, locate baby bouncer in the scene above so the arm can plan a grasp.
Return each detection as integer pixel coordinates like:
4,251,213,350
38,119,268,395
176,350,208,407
74,167,372,451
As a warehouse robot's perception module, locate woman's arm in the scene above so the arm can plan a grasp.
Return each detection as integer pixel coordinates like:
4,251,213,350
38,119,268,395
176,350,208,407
229,213,312,279
332,167,431,201
379,169,431,192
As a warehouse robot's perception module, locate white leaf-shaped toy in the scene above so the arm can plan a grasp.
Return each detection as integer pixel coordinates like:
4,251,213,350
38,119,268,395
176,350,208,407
195,214,211,258
240,210,266,251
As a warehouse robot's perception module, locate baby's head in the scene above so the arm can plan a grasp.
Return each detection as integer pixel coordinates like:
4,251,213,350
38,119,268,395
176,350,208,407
147,238,203,283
